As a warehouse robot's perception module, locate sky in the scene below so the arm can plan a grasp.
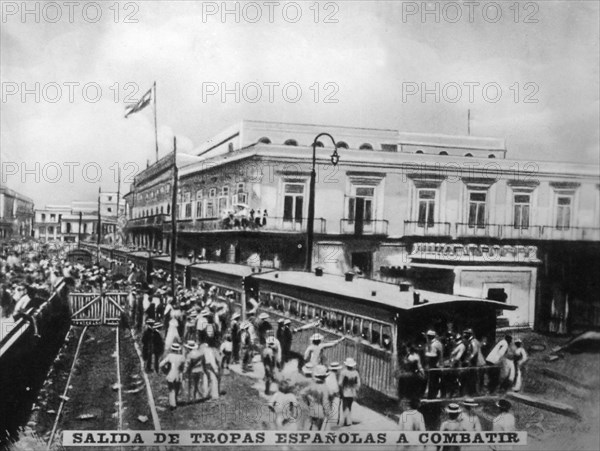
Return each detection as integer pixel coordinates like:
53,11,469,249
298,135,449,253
1,0,599,206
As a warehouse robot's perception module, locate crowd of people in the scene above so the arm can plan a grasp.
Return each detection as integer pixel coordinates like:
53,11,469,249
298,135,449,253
401,328,528,400
1,241,522,439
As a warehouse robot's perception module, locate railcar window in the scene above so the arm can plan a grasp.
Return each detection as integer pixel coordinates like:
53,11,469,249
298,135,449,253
289,300,298,317
362,320,371,343
336,313,344,332
307,307,314,320
351,317,359,336
382,325,392,351
371,324,381,346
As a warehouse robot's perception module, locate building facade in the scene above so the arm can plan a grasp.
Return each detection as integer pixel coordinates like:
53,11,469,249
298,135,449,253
124,120,600,330
0,183,34,239
34,193,125,244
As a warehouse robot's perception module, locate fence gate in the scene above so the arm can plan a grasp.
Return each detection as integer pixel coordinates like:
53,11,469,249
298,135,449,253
69,292,127,326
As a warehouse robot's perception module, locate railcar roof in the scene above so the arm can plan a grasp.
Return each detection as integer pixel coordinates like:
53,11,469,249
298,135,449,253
189,262,272,278
251,271,517,311
151,255,193,266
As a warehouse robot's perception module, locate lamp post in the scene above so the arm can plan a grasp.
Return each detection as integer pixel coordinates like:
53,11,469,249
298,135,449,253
305,133,340,272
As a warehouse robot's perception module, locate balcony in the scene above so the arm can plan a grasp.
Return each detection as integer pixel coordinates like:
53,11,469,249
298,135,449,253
404,221,452,237
126,214,168,229
538,225,600,241
455,223,502,238
340,219,388,236
168,216,327,234
497,225,542,240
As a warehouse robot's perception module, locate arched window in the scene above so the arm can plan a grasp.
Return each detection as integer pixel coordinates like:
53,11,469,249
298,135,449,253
439,151,448,156
258,137,271,144
336,141,349,149
359,143,373,150
488,154,496,159
284,139,298,146
416,150,424,154
465,153,473,157
314,141,324,147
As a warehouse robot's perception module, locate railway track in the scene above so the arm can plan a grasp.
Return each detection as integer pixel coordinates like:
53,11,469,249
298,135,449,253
42,325,156,449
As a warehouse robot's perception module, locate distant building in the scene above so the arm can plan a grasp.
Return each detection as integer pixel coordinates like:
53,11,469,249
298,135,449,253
124,120,600,330
0,183,34,239
33,192,125,244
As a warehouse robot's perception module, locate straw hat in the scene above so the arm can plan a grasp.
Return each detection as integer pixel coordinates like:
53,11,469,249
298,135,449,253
266,336,277,346
283,319,291,325
310,333,324,342
426,330,436,337
259,312,269,320
313,365,328,379
170,343,182,352
184,340,198,350
446,403,461,414
302,363,314,376
344,357,357,368
328,362,342,371
277,318,285,324
462,398,479,407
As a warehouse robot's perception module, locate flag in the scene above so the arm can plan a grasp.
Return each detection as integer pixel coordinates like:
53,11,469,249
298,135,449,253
124,86,153,118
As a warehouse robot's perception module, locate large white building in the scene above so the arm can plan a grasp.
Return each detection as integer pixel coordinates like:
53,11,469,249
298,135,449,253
125,120,600,331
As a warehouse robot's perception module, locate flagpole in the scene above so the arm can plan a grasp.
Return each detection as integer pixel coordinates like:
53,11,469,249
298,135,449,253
170,137,178,298
97,187,101,264
153,81,159,162
468,109,471,136
116,166,121,247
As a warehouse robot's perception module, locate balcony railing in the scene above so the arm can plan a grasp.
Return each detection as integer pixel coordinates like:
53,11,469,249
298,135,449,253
539,225,600,241
403,221,452,237
126,214,168,228
455,223,502,238
339,219,388,235
168,216,327,234
497,225,543,240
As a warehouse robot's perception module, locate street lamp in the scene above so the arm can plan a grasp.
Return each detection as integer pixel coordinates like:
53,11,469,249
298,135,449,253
305,133,339,272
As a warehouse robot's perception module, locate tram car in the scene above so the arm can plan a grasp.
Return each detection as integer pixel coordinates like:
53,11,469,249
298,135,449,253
106,248,515,400
249,269,516,400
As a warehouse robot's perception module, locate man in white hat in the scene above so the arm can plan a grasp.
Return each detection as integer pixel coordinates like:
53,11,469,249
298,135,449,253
424,329,444,399
142,319,164,373
460,398,482,432
240,321,254,372
338,357,361,427
257,312,273,346
300,364,334,431
304,333,345,367
159,343,186,410
183,340,204,401
440,403,467,448
262,336,278,395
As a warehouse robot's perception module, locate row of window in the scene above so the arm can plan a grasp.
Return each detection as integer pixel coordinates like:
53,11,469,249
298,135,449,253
415,150,496,158
137,184,171,203
258,137,497,157
417,187,575,230
178,184,248,220
259,291,393,351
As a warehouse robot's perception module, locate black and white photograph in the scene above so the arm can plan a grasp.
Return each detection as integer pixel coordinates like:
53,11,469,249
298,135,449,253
1,1,599,449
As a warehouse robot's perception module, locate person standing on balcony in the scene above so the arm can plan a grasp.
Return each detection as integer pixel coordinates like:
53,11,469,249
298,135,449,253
262,209,268,226
255,209,263,227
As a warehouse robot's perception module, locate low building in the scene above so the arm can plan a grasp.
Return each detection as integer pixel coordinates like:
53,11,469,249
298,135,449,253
0,183,34,239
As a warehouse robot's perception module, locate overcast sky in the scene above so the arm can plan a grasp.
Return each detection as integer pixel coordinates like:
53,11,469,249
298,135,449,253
1,0,598,206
